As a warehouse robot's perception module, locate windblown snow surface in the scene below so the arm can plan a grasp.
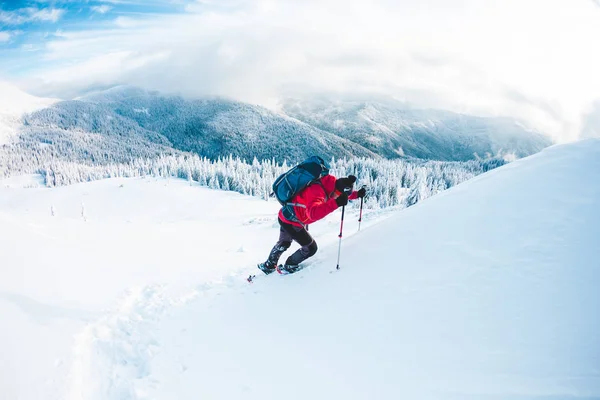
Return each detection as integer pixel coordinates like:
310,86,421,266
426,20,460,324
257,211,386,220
1,140,599,400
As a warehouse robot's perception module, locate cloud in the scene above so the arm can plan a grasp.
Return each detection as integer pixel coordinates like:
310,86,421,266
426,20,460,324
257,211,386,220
113,16,146,28
581,101,600,139
0,7,65,25
22,43,43,52
10,0,600,142
29,8,65,22
0,29,26,43
91,5,113,14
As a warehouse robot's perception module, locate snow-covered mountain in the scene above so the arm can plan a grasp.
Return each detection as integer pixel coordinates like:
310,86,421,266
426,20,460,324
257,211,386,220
10,86,551,167
50,86,379,162
0,82,58,145
280,96,552,161
1,139,598,399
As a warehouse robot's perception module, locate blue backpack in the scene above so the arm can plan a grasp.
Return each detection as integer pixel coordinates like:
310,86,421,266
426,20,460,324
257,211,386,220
273,156,330,223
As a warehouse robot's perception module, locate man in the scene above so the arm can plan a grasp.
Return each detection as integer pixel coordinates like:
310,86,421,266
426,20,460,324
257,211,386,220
258,174,366,275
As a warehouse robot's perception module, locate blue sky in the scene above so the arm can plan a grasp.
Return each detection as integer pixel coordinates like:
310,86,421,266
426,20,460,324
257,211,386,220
0,0,599,142
0,0,194,74
0,1,189,44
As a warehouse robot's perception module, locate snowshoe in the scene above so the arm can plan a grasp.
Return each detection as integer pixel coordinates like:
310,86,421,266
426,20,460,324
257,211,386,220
276,264,303,275
257,262,276,275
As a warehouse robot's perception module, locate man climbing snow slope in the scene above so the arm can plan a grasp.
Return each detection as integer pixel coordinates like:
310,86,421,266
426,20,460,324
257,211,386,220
258,157,366,275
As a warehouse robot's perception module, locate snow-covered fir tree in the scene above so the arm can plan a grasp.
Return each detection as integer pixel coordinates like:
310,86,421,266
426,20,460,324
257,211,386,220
3,152,504,210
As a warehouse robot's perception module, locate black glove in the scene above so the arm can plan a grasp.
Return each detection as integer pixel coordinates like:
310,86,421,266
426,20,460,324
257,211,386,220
335,192,348,207
335,175,357,193
357,187,367,198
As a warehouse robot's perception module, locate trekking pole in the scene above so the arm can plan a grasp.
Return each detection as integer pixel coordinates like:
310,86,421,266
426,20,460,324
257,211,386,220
336,204,346,270
357,185,366,231
358,196,364,232
336,188,352,270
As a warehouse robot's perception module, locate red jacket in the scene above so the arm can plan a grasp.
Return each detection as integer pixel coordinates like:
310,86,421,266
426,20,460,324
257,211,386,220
278,174,358,227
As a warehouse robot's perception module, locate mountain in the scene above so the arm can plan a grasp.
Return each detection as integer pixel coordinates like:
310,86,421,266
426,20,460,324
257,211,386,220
2,85,551,186
1,139,598,399
7,86,379,176
280,96,552,161
76,86,379,162
17,86,550,166
2,87,507,209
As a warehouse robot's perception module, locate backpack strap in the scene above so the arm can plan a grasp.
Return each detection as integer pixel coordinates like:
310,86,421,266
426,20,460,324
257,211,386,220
282,204,306,227
282,178,330,227
315,179,329,201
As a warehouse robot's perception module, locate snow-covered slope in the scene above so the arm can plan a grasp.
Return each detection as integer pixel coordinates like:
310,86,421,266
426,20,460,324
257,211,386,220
1,139,599,400
0,82,58,145
147,139,600,399
0,176,386,400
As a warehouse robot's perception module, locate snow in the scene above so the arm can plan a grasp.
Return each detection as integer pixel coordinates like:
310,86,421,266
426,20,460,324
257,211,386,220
1,140,600,399
0,82,59,145
0,176,385,400
145,139,600,400
0,174,46,188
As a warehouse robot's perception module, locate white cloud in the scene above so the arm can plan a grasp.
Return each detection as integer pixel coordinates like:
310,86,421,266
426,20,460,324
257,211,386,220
22,43,43,52
16,0,600,142
29,7,65,22
91,5,113,14
113,16,146,28
0,7,65,25
0,30,25,44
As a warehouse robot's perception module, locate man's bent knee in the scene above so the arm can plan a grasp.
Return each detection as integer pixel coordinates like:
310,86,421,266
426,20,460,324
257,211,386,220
307,241,318,257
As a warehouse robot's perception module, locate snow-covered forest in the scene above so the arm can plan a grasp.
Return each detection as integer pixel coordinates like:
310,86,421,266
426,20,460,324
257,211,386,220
32,154,504,209
0,130,505,210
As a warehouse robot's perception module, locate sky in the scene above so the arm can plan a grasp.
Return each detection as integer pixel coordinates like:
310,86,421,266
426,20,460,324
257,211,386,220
0,0,599,142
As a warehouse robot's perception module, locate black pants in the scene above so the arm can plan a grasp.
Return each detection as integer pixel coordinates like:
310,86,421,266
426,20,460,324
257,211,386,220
266,218,318,267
